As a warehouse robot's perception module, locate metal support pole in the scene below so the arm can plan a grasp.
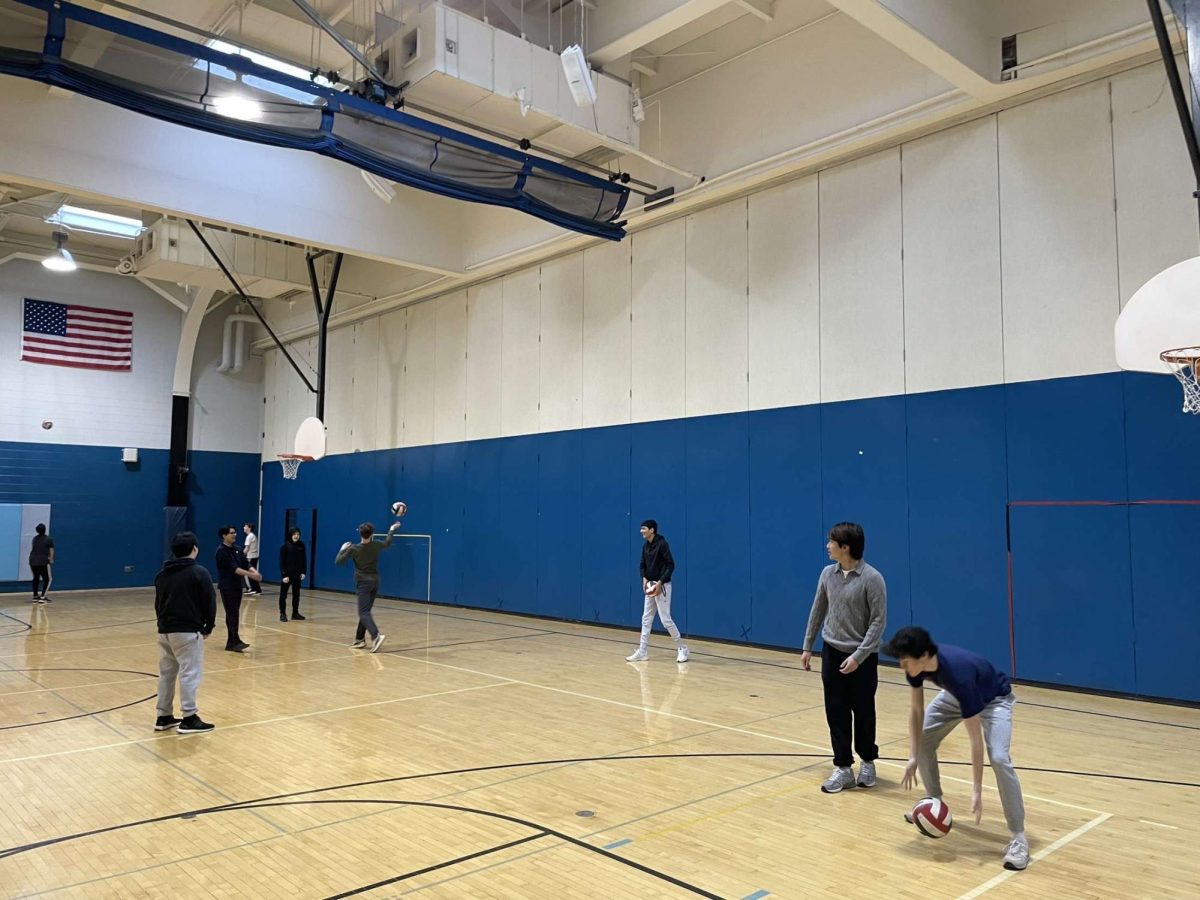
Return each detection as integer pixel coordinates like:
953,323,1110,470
185,220,316,393
1147,0,1200,226
307,250,343,422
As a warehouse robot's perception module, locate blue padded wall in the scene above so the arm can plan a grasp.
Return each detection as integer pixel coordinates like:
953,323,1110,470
685,413,751,641
1009,504,1136,693
0,442,258,592
747,405,824,648
579,426,632,625
907,386,1010,666
258,370,1200,702
820,396,911,650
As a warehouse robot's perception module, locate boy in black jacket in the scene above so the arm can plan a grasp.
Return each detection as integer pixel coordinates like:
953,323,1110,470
278,527,308,622
626,519,689,663
154,532,217,734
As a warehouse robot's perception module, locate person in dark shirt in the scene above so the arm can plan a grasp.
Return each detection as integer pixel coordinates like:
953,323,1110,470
278,527,308,622
885,625,1029,872
335,519,403,652
29,523,54,603
625,519,688,663
215,525,260,652
154,531,217,734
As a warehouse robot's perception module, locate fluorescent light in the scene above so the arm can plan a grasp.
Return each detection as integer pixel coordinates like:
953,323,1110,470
47,204,144,239
42,232,77,272
212,93,264,121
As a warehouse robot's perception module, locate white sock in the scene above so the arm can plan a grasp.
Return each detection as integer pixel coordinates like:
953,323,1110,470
1012,831,1027,845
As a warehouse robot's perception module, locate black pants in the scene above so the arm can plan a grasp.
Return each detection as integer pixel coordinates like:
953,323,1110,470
31,565,49,597
220,588,244,648
821,645,879,768
279,576,302,615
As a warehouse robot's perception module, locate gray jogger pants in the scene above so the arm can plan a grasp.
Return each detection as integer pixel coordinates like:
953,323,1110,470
157,632,205,717
918,689,1026,834
354,576,380,641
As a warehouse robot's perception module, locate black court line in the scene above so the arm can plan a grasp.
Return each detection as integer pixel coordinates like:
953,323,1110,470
0,610,32,637
0,615,158,640
0,667,157,731
325,832,547,899
3,750,1196,863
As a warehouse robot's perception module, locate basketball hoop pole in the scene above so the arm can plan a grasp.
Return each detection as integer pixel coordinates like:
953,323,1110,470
306,250,344,423
1147,0,1200,229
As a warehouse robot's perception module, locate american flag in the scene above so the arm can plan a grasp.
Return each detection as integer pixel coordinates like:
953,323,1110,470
21,299,133,371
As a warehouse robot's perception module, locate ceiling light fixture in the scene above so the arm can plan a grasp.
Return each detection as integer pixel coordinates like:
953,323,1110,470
47,204,144,239
41,231,77,273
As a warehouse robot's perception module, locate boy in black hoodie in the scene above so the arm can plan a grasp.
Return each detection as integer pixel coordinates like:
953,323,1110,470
154,532,217,734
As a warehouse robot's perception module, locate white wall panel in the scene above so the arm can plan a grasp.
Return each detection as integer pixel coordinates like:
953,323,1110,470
1112,64,1199,309
999,81,1120,381
375,308,407,450
351,321,380,451
190,306,263,454
434,291,468,444
539,255,584,433
403,302,437,447
819,149,905,401
902,117,1004,393
582,239,632,428
685,201,749,416
749,177,820,409
324,325,355,454
465,281,503,440
501,269,541,437
631,219,686,422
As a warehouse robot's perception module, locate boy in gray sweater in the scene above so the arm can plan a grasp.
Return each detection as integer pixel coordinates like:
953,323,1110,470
801,522,887,794
335,519,403,652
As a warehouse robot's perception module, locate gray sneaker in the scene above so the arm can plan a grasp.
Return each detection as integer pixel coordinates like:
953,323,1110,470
1003,839,1030,871
857,760,877,788
820,767,857,793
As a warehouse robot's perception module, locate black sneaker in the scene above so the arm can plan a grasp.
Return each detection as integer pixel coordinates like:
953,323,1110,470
291,612,306,621
177,715,214,734
235,641,250,651
155,715,182,731
279,613,288,622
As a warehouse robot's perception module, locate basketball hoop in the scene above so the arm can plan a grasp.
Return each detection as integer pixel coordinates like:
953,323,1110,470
277,453,313,480
1160,347,1200,414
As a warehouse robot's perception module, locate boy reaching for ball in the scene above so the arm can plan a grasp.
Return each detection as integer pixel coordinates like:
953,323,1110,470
884,626,1030,871
335,517,403,652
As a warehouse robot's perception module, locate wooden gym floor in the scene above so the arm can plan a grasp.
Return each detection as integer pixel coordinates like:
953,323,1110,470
0,588,1196,899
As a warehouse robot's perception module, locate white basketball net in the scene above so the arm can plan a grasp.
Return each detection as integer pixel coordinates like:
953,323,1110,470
278,456,305,480
1161,348,1200,415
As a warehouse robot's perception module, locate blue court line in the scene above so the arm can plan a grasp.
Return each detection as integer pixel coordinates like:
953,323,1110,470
742,891,770,900
603,838,633,850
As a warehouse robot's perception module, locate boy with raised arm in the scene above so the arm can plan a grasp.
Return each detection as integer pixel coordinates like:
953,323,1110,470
335,519,403,652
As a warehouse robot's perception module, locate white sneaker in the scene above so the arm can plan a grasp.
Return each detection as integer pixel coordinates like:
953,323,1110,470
1003,839,1030,871
371,634,386,653
676,646,689,663
820,767,857,794
625,648,648,662
857,760,877,788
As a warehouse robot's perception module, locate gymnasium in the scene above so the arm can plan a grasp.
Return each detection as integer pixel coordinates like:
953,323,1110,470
1,0,1198,896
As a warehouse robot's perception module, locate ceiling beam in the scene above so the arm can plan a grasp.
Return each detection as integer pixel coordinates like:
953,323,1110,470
588,0,731,66
732,0,774,23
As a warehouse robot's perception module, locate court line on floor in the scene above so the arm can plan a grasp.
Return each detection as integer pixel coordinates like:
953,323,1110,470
254,619,1107,817
955,813,1112,900
0,681,510,766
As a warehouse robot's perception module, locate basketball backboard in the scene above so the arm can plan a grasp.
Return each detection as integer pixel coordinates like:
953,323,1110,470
1116,256,1200,374
294,416,327,461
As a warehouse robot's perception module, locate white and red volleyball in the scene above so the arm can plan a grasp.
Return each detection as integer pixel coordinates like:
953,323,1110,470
911,797,953,838
390,500,407,517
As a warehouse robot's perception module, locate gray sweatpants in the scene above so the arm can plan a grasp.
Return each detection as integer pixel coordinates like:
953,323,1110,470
156,632,205,717
354,576,380,641
919,689,1026,835
637,582,686,650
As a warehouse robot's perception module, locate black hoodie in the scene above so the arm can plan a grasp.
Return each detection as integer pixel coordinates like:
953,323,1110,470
154,557,217,635
279,539,308,577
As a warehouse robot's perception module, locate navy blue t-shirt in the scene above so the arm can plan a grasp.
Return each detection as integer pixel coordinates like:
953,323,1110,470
214,544,248,594
905,644,1011,719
